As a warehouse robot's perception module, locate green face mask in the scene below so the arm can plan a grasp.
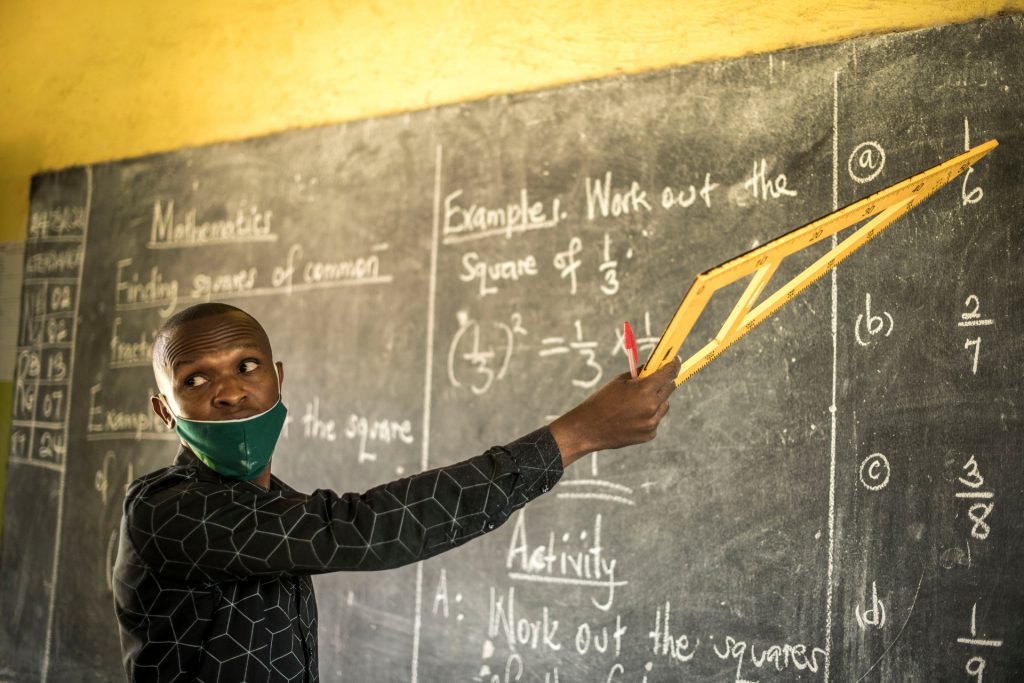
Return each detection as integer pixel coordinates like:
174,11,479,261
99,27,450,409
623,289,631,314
172,399,288,481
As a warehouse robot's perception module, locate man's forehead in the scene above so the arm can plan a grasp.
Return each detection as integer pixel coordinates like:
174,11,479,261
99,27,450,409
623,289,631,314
157,312,272,372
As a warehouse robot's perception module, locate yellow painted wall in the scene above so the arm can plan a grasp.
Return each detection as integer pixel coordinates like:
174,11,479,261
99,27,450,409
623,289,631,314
0,0,1021,525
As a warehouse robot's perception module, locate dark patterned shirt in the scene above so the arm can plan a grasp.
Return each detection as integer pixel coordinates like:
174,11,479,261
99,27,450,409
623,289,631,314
113,427,563,682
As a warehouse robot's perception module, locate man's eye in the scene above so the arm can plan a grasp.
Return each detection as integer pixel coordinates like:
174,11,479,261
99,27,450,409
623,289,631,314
240,360,260,373
186,375,208,388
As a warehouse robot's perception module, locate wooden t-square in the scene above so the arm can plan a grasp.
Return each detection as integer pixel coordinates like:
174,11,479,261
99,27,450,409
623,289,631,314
639,139,999,386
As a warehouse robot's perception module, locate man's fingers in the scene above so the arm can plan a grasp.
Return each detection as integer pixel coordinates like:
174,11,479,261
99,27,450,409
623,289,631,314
643,359,681,396
650,357,682,380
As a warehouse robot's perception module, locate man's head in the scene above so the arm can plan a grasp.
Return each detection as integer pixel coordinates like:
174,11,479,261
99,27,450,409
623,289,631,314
151,303,284,429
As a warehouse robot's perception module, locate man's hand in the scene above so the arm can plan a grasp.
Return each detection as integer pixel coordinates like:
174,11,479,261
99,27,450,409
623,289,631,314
549,357,681,468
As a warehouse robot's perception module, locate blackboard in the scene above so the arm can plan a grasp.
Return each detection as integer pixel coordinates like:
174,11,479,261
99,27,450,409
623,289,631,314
2,15,1022,682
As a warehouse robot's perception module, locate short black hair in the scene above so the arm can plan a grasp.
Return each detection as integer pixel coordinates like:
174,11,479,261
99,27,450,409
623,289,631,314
152,302,263,372
159,302,249,333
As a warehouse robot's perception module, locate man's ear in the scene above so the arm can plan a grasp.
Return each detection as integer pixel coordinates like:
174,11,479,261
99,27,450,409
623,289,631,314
151,394,175,430
276,361,284,389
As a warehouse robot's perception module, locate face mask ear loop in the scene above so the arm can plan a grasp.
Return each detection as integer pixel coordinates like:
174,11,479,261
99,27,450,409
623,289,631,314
159,394,179,429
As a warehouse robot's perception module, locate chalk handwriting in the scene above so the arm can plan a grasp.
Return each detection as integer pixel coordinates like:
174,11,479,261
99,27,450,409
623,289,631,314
859,453,891,491
957,602,1003,682
29,206,86,240
109,317,155,369
539,320,602,389
553,238,582,295
661,173,720,210
610,311,658,360
459,251,538,297
344,412,414,463
854,580,886,629
115,258,178,317
301,397,337,442
848,142,886,184
191,267,258,300
742,158,798,203
447,312,524,395
712,634,826,682
149,199,276,249
962,117,984,205
648,601,699,662
958,294,994,375
272,243,386,294
443,189,563,244
87,384,166,439
955,455,995,540
25,247,83,276
432,568,464,621
585,172,653,220
488,585,562,652
575,615,627,657
598,234,625,296
854,292,894,346
506,511,623,611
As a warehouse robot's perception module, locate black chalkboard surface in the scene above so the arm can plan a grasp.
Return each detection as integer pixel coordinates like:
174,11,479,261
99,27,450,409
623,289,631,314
2,15,1022,682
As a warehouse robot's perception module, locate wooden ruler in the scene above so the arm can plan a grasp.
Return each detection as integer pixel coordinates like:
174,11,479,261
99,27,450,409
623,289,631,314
639,139,999,385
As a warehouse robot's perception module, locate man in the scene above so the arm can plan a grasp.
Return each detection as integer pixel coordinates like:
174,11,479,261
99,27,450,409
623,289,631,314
113,302,680,682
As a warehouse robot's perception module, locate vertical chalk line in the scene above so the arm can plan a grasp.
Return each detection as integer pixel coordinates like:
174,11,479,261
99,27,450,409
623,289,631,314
823,70,840,683
41,165,92,683
411,143,443,683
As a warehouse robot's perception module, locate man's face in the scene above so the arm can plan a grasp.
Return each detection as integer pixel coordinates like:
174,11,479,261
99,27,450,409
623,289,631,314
151,312,284,427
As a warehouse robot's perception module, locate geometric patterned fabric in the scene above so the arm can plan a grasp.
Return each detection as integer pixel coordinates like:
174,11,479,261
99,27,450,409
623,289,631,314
113,427,564,682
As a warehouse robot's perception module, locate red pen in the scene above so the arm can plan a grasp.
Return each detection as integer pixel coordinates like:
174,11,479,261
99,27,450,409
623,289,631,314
623,321,639,379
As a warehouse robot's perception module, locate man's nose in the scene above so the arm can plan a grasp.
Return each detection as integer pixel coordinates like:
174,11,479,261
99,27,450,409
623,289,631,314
212,376,247,407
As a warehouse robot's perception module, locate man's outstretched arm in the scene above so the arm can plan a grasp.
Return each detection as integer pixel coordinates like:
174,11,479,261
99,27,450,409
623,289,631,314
124,359,681,582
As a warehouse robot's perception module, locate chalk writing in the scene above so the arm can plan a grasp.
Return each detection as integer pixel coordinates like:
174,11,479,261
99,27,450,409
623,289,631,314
443,188,563,244
29,206,87,240
661,172,720,210
115,258,178,317
598,233,627,296
344,412,414,463
585,172,653,220
10,201,87,470
955,455,994,540
648,601,698,662
553,237,583,295
712,633,826,682
432,568,465,622
854,292,894,346
859,453,890,491
447,312,524,395
539,320,602,389
847,142,886,184
272,243,386,294
488,586,562,652
742,158,798,203
854,580,886,629
87,384,167,440
610,312,658,361
25,248,83,276
962,117,984,205
190,267,258,300
109,317,155,369
957,602,1003,682
149,199,276,248
958,294,994,375
506,512,624,611
459,251,538,297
